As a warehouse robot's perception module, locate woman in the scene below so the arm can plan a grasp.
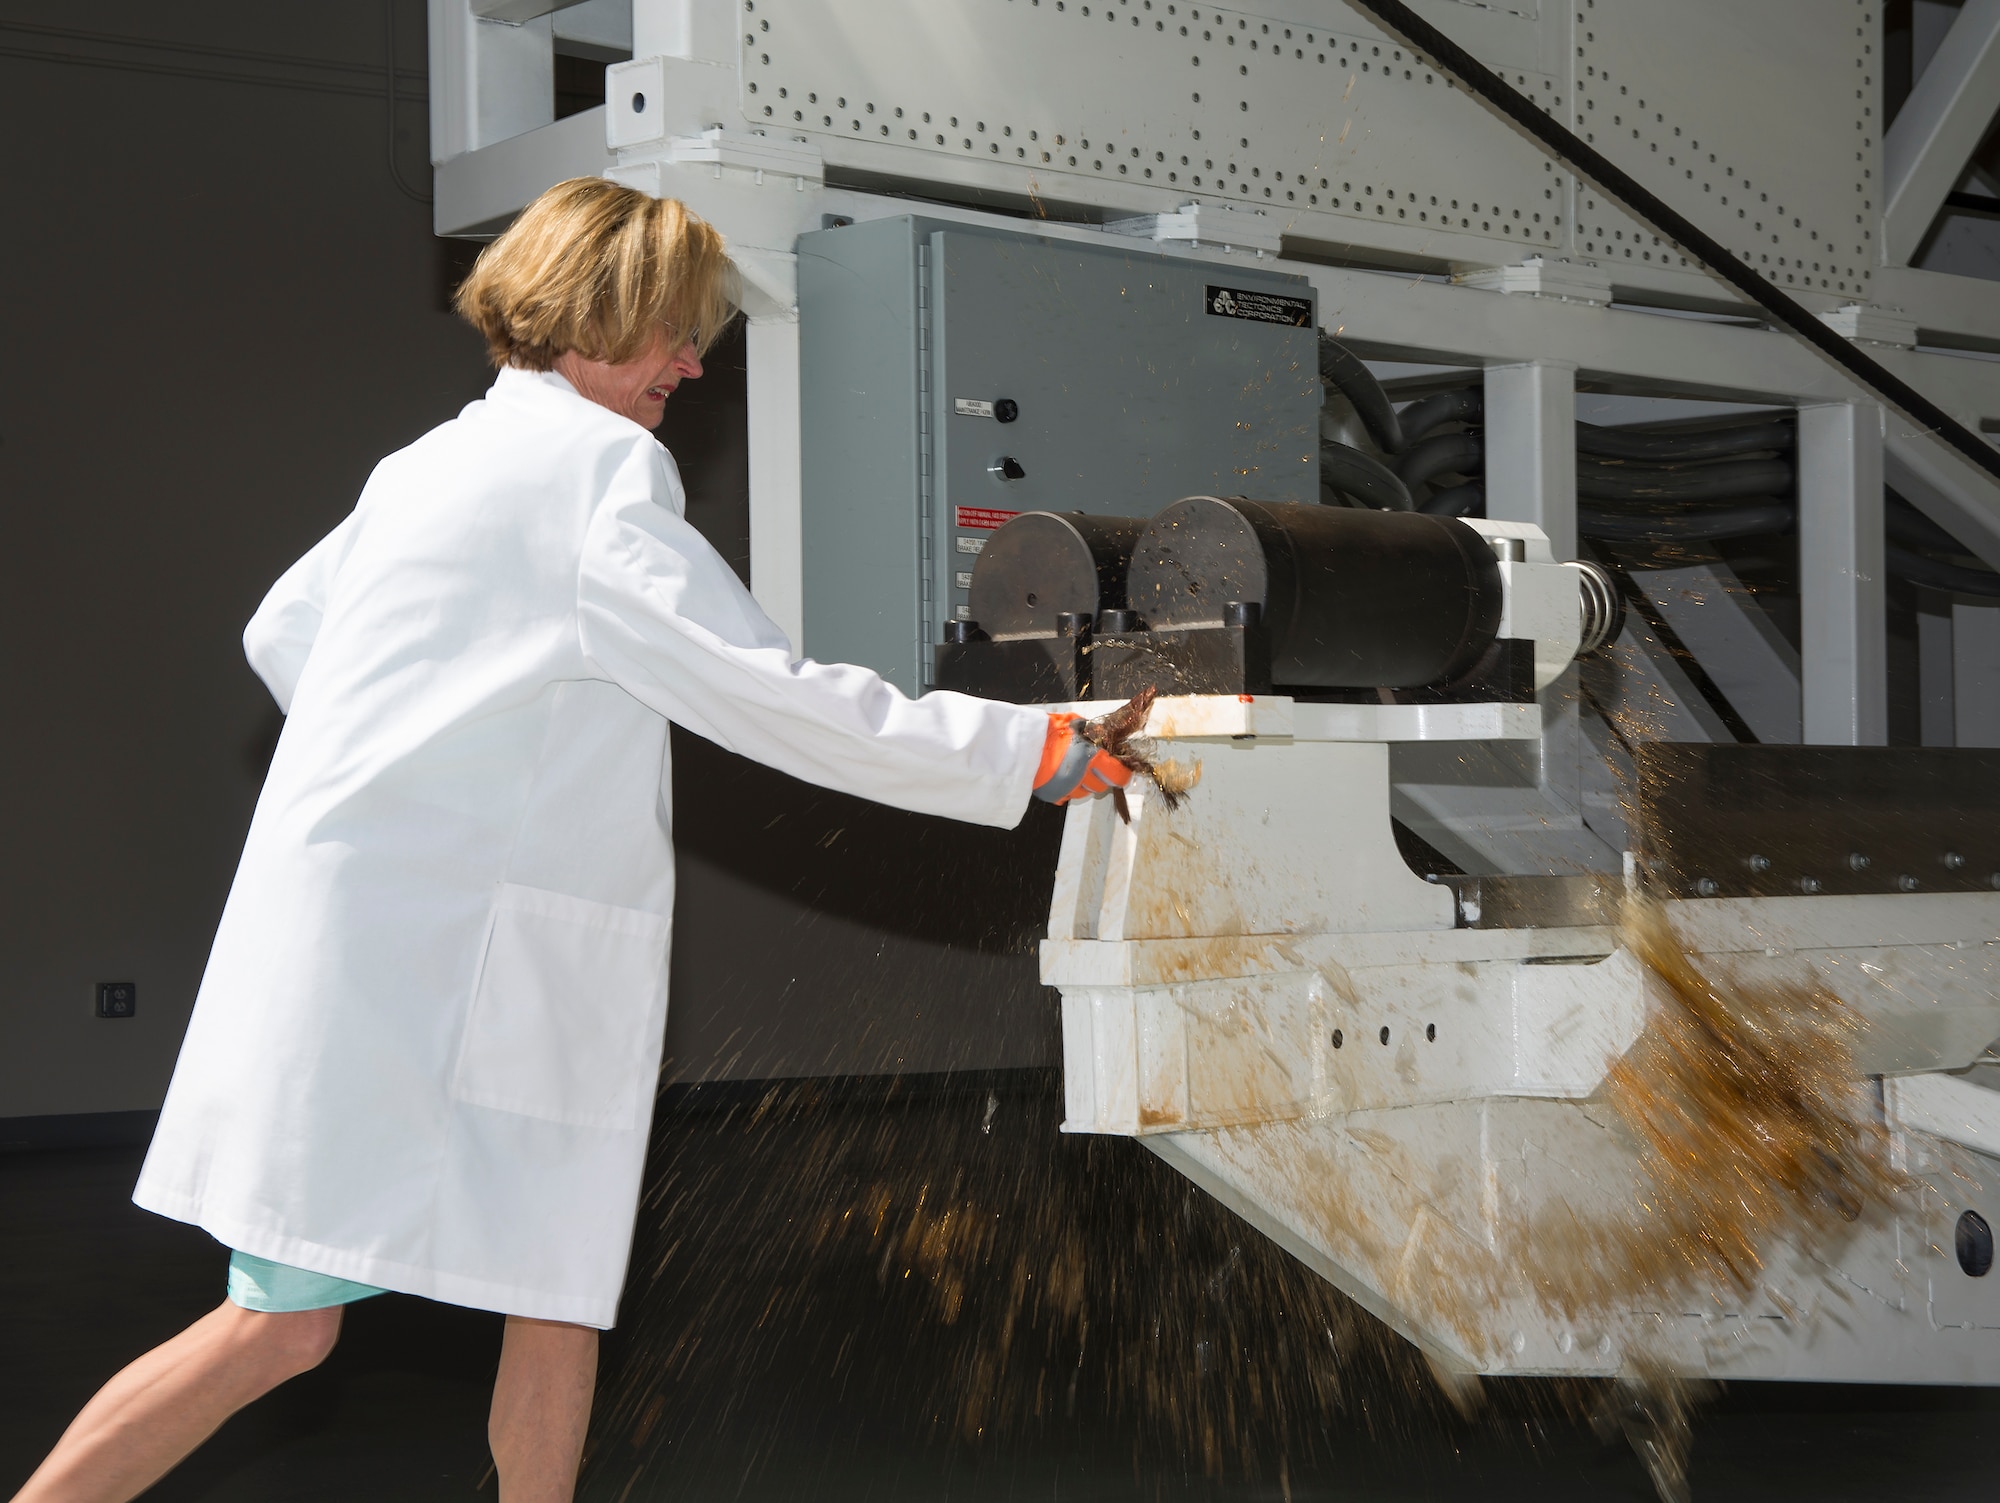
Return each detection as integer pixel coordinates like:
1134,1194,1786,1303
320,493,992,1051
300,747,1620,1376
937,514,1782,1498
13,179,1132,1503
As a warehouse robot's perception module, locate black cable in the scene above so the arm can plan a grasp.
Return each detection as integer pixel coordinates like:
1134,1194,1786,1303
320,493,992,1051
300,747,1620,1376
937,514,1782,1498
386,0,432,206
1945,190,2000,219
1885,495,1977,553
1419,481,1484,517
1396,430,1483,489
1887,544,2000,598
1577,419,1794,463
1345,0,2000,490
1578,503,1794,544
1320,441,1415,510
1319,335,1405,454
1395,385,1482,446
1578,456,1793,502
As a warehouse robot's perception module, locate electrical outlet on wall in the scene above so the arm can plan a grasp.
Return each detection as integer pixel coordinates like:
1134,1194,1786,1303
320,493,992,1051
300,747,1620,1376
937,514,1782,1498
95,982,135,1019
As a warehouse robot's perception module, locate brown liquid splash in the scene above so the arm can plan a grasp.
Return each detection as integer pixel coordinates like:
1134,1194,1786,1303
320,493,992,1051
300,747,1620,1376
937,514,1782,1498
1523,897,1900,1319
591,1077,1525,1495
1079,685,1200,821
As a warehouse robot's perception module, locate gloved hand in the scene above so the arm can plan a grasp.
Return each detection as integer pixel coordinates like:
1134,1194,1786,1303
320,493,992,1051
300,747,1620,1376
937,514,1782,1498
1032,713,1136,804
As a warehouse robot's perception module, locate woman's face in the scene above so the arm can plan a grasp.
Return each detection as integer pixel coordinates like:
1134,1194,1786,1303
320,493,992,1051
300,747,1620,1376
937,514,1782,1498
554,326,704,428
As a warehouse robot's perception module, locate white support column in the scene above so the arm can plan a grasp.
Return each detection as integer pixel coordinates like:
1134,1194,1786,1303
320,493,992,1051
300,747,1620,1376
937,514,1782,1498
1956,602,2000,747
1882,0,2000,265
1798,401,1888,745
1482,362,1576,562
746,316,804,657
427,0,554,163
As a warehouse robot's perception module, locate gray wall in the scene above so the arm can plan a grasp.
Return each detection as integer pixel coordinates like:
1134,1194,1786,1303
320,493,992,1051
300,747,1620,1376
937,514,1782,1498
0,2,492,1117
0,2,1061,1120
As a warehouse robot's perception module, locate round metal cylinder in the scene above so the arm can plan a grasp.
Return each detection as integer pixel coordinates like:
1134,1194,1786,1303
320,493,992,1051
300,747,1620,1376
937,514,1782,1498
1126,496,1504,687
969,511,1146,639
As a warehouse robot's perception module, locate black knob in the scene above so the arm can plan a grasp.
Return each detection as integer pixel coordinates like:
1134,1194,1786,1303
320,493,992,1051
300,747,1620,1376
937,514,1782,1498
942,620,986,643
1097,608,1140,632
994,398,1020,424
988,456,1026,481
1222,600,1262,627
1056,611,1092,638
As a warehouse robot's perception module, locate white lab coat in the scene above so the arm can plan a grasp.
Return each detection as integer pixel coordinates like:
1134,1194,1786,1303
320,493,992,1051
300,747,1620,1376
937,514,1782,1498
134,368,1046,1328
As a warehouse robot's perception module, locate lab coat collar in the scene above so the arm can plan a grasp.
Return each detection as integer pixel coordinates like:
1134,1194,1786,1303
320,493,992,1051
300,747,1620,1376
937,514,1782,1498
490,366,665,443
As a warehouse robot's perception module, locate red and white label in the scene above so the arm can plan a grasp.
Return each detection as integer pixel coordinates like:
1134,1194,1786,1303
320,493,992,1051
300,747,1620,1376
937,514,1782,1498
954,506,1020,531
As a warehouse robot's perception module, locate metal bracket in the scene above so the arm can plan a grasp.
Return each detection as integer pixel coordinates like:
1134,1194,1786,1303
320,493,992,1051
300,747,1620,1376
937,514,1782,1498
1455,257,1612,306
1103,202,1284,257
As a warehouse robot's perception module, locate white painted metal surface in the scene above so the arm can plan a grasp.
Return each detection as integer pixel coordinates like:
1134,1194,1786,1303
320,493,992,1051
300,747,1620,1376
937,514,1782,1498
1888,1071,2000,1159
1799,400,1889,745
744,317,804,649
1482,361,1577,564
1045,699,2000,1379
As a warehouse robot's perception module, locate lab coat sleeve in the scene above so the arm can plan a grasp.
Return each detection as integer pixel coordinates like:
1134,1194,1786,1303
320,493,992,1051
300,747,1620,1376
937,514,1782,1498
243,512,358,714
576,449,1048,829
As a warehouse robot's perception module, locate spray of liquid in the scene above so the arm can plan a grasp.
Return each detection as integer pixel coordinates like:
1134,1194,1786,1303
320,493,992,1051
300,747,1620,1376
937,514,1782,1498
598,657,1908,1500
1532,897,1899,1318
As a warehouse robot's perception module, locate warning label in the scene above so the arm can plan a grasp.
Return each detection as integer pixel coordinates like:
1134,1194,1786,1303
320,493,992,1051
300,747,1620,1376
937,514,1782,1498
954,506,1020,531
1205,285,1314,326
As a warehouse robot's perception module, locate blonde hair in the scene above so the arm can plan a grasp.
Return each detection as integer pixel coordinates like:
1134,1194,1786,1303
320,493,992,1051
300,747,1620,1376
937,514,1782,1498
454,178,738,370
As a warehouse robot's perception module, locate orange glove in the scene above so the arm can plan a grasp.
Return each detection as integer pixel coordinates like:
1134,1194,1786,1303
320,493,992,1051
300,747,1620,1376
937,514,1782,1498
1032,713,1135,804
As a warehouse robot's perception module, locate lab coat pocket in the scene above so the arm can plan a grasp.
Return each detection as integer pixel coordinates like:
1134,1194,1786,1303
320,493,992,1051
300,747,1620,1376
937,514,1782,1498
451,883,670,1131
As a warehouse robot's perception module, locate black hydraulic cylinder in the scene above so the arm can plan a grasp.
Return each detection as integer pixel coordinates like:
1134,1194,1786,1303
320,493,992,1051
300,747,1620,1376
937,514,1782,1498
968,511,1145,639
1126,496,1504,688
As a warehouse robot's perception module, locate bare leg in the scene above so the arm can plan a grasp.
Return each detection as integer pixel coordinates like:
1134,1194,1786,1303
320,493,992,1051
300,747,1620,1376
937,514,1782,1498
10,1301,342,1503
489,1316,597,1503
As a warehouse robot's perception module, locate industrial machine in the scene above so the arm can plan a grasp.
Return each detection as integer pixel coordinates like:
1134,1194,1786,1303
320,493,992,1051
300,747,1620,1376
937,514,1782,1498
427,0,2000,1387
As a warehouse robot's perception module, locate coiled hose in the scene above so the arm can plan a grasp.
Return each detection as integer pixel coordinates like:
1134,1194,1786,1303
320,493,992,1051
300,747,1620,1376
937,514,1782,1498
1320,441,1414,511
1576,418,1794,462
1318,335,1405,454
1396,431,1484,491
1577,503,1796,544
1396,385,1483,447
1887,545,2000,598
1578,456,1794,502
1420,482,1484,518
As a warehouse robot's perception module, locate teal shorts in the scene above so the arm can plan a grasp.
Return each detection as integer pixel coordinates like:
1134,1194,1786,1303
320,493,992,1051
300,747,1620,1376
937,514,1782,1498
225,1250,387,1313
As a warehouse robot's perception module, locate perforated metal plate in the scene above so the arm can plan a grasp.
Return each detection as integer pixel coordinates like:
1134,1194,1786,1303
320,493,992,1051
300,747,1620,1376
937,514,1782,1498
745,0,1571,255
732,0,1887,302
1568,0,1881,300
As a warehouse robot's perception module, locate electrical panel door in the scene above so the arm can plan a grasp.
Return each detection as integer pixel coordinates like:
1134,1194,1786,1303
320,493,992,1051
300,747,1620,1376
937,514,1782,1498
800,217,1320,694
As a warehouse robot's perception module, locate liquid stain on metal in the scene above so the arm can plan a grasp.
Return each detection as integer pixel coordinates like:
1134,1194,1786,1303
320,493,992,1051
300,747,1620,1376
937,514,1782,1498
590,653,1915,1503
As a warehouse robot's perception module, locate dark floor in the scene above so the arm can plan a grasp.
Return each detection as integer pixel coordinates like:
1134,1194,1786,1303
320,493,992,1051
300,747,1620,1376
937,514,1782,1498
5,1074,2000,1501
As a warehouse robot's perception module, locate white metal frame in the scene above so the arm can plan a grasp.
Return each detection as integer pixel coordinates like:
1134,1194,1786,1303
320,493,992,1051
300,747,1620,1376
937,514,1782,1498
426,1,2000,728
422,0,2000,1389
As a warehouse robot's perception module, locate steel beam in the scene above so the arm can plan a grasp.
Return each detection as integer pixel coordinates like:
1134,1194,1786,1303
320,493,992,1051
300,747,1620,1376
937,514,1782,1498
470,0,595,22
1884,427,2000,576
1798,401,1888,745
1883,0,2000,265
427,0,554,164
1481,362,1577,562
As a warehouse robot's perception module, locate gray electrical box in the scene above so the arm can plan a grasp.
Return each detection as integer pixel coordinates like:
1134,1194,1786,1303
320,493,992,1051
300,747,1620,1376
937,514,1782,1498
798,217,1320,694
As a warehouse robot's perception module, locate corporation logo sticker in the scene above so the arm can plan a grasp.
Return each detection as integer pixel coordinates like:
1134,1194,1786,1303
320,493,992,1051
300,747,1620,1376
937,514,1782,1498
1205,285,1314,326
